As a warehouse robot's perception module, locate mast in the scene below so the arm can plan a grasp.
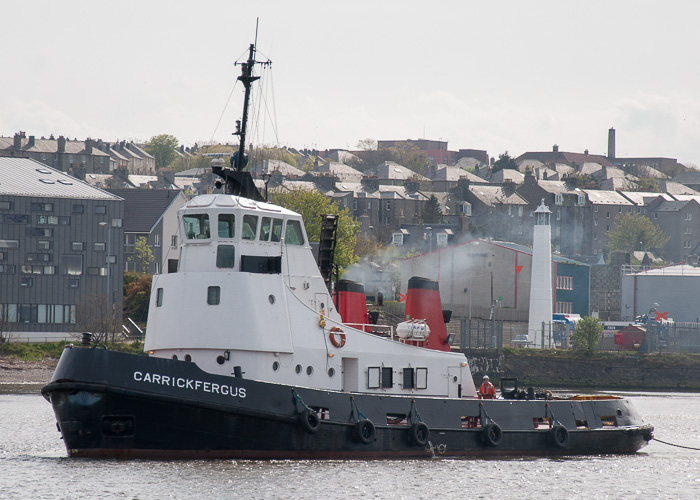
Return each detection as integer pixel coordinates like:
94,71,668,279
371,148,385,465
210,37,270,202
233,43,259,172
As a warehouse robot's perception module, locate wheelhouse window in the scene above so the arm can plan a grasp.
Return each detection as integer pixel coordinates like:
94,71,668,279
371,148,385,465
184,214,210,240
218,214,235,238
207,286,221,305
156,288,163,307
285,220,305,245
271,219,283,242
216,245,235,268
242,215,258,240
260,217,272,241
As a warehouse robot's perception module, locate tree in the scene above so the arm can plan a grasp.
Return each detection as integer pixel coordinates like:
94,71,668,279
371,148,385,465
73,287,121,344
607,213,669,254
270,188,360,270
635,177,660,192
132,237,154,273
250,146,299,167
572,316,604,353
422,194,441,223
123,272,152,324
492,152,518,173
145,134,179,168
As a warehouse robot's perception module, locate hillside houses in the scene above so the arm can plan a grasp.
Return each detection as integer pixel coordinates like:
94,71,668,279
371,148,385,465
4,128,700,267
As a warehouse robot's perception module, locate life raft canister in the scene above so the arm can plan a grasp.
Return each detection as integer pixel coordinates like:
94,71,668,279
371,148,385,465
329,327,346,348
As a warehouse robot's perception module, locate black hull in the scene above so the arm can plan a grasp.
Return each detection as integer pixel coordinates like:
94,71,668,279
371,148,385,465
42,347,653,459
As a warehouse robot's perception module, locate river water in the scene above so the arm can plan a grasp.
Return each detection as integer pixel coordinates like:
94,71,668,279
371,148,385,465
1,389,699,500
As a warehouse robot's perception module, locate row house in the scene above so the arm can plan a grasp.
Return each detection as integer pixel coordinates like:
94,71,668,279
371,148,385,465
0,132,112,177
583,190,635,255
369,161,429,187
426,165,483,192
647,197,700,263
105,141,156,175
516,172,586,256
459,180,530,244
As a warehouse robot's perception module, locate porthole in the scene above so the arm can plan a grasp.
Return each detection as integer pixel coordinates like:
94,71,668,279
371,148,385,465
453,376,458,382
172,355,178,360
216,355,226,365
295,364,302,374
328,368,335,378
306,366,314,376
185,354,192,362
269,294,276,304
273,361,280,371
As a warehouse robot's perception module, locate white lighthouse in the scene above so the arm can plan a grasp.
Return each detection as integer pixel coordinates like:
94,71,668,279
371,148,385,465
528,199,553,348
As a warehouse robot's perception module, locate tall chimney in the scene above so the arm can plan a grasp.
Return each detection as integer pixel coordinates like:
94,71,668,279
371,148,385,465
608,128,616,159
553,144,559,153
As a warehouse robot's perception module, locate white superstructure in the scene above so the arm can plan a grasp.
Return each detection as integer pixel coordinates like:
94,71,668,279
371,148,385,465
145,194,476,398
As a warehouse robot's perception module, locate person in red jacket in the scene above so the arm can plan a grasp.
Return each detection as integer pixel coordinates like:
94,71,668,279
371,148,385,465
478,375,497,399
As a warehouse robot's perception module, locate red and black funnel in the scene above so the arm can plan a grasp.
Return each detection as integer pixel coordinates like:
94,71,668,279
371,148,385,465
405,276,450,351
334,279,369,330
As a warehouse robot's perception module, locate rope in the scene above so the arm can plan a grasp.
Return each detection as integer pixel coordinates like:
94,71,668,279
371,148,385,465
479,402,497,425
545,402,562,427
291,389,311,413
350,396,368,423
653,437,700,451
410,399,424,424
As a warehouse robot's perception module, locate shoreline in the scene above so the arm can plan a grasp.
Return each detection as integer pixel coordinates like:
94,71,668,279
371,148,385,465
0,356,57,393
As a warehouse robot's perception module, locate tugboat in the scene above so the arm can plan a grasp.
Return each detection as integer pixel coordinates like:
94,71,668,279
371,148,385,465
42,41,653,459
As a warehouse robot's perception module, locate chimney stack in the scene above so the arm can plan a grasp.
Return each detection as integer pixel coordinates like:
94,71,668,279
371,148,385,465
552,144,559,153
57,136,66,153
13,131,25,149
27,136,35,149
608,128,616,159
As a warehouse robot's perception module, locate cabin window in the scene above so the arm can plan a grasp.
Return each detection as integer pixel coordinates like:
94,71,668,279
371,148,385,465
260,217,272,241
218,214,235,238
271,219,283,242
216,245,236,268
416,367,428,389
285,220,304,245
207,286,220,305
184,214,210,240
367,367,380,389
242,215,258,240
381,367,393,388
403,368,415,389
156,288,163,307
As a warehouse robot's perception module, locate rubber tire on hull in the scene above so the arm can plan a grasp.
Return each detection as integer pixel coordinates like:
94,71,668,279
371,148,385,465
409,422,430,446
551,424,569,448
354,419,376,444
482,423,503,447
300,409,320,434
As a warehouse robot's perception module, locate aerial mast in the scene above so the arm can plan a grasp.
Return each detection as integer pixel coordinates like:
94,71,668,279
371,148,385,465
232,43,260,172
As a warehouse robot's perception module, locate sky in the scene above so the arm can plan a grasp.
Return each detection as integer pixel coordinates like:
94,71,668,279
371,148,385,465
3,1,700,166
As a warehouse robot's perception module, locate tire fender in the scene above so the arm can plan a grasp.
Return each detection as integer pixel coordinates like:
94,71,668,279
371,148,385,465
354,419,375,444
409,422,430,446
551,424,569,448
482,423,503,447
300,408,320,434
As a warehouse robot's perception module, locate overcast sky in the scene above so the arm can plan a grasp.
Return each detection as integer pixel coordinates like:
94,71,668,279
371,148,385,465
3,1,700,166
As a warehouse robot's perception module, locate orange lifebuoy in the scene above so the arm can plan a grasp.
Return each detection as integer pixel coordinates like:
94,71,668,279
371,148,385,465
329,327,346,348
